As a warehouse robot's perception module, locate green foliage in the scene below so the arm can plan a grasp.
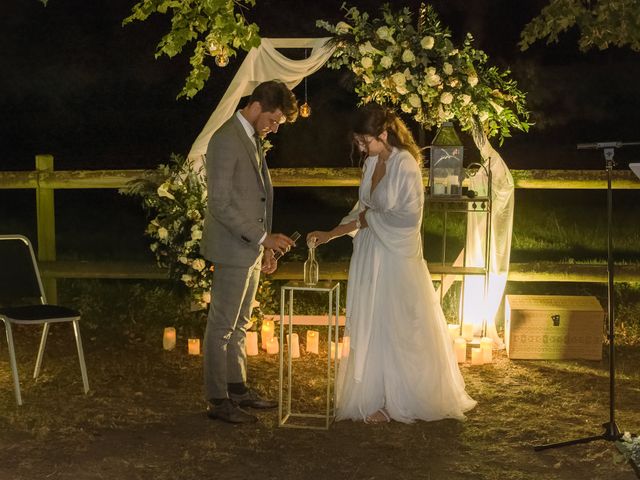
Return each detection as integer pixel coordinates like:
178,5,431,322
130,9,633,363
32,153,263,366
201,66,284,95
123,0,261,99
520,0,640,52
120,154,213,308
318,3,531,144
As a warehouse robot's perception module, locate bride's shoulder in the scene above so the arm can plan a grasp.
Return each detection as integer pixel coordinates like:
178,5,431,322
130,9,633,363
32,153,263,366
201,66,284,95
391,148,421,173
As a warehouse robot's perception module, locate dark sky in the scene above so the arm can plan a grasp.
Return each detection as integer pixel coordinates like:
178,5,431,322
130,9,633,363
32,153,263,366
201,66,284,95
2,0,639,171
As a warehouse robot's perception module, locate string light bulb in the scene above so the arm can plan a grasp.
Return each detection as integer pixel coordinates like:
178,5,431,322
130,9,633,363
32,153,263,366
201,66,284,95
215,52,229,67
299,49,311,118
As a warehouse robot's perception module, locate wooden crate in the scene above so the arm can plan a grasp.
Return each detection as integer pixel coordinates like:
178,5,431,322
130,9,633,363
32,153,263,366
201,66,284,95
505,295,604,360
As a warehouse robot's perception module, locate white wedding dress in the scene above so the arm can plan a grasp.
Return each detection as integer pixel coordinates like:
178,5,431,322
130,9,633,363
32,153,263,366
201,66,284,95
336,147,477,423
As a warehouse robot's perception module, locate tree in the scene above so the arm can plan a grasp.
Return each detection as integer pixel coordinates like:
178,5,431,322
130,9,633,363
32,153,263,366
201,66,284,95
122,0,261,99
520,0,640,52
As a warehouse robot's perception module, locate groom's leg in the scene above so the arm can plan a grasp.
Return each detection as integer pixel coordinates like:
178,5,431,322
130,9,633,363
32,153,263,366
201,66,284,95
203,262,253,401
227,256,261,387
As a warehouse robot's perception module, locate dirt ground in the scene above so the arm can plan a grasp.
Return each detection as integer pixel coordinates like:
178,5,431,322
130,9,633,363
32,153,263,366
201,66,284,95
1,325,639,480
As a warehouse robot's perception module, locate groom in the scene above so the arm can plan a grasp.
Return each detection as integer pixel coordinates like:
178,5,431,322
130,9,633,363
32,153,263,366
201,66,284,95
201,80,298,424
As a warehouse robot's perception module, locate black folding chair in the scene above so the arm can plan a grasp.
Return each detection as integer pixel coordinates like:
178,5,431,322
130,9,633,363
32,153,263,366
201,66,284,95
0,234,89,405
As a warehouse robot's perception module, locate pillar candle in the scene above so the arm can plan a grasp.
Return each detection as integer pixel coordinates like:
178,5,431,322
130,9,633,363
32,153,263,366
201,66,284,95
480,337,493,364
246,331,259,356
306,330,319,354
286,333,300,359
447,324,459,343
461,323,474,341
454,337,466,363
330,341,343,360
261,320,275,350
163,327,176,351
266,336,279,355
341,336,350,358
188,338,200,355
471,347,483,365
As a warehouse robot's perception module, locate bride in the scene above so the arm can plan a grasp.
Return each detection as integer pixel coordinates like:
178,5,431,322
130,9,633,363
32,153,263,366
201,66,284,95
307,104,476,424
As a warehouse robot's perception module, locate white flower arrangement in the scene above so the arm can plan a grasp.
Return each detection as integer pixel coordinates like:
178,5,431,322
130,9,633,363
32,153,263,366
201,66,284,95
317,3,531,142
121,154,212,309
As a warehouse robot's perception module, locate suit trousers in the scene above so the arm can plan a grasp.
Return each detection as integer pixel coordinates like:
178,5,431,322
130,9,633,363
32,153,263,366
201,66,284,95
203,255,262,400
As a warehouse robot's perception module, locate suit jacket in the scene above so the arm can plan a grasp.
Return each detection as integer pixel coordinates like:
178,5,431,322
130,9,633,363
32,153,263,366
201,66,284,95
200,114,273,267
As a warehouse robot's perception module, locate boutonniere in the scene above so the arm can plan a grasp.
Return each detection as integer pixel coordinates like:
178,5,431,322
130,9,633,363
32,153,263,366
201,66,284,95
260,138,273,155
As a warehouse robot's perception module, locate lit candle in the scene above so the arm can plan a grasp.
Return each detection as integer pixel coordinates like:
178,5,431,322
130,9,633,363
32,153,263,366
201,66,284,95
330,341,343,360
246,331,259,356
306,330,319,354
461,323,474,341
341,336,350,358
163,327,176,351
454,337,466,363
286,333,300,359
471,347,483,365
480,337,493,364
447,324,459,343
188,338,200,355
266,336,279,355
261,320,274,350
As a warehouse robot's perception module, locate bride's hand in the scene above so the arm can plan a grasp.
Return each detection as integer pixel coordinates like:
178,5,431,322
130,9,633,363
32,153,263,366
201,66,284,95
307,231,331,246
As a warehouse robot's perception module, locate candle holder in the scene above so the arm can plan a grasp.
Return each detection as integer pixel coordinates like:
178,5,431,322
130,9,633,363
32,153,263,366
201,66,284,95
279,281,340,430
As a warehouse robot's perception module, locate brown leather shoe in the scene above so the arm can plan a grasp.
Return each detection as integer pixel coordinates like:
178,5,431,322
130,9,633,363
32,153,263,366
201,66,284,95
229,389,277,409
206,399,258,424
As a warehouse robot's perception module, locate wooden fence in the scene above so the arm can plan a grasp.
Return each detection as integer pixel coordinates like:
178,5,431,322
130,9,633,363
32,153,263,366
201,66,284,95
1,155,639,302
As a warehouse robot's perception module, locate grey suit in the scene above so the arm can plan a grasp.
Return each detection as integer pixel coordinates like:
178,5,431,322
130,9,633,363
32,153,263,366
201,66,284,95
200,113,273,400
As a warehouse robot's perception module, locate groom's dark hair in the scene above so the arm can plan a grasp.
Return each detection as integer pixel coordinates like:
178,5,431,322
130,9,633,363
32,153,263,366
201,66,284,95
249,80,298,123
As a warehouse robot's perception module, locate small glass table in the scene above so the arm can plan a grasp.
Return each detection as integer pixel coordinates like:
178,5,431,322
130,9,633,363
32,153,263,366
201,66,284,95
278,281,340,430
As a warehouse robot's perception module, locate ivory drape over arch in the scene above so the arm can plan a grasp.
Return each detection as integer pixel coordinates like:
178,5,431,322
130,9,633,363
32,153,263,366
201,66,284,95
187,38,335,171
187,37,514,347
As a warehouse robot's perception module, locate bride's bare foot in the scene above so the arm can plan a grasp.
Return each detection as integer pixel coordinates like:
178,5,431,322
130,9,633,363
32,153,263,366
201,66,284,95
364,408,391,424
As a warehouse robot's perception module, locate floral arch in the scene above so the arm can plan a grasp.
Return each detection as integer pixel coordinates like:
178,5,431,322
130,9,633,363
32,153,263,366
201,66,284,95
149,5,531,348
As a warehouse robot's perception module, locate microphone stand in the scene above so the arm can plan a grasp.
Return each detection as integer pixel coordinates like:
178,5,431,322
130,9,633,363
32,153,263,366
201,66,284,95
534,140,640,452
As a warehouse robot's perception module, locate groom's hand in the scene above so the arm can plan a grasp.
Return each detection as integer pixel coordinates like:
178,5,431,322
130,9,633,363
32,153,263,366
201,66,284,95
261,249,277,274
262,233,296,257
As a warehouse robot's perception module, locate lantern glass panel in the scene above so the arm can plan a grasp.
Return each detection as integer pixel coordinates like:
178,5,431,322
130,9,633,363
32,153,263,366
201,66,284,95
430,122,464,196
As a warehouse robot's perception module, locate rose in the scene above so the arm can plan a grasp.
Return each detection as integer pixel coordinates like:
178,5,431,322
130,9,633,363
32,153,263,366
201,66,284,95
201,291,211,304
401,49,415,63
191,229,203,241
426,73,441,87
468,74,479,87
391,72,406,86
178,256,189,264
440,92,453,104
400,103,412,113
181,274,193,284
192,258,206,271
380,56,393,69
443,62,453,75
461,94,471,105
361,56,373,69
158,227,169,240
420,36,435,49
408,93,421,108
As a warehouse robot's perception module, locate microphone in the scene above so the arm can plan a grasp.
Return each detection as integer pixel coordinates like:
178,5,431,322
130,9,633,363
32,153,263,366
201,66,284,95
577,141,640,150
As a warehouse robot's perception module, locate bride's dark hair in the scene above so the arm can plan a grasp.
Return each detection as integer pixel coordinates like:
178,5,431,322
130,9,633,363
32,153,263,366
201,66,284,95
351,103,423,164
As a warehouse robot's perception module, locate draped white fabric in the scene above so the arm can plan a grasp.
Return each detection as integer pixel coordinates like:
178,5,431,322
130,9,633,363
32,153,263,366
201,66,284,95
337,148,477,423
187,37,335,171
460,125,515,348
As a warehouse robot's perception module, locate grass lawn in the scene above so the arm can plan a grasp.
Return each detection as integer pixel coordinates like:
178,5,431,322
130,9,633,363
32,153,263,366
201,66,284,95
1,287,639,480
